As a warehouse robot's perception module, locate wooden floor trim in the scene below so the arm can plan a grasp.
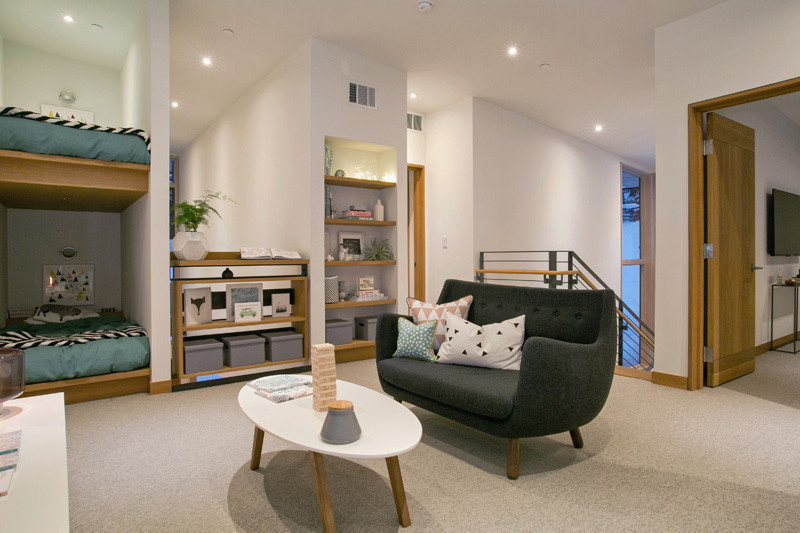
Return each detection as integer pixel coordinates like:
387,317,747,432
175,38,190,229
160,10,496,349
614,366,652,381
651,372,689,390
149,379,173,395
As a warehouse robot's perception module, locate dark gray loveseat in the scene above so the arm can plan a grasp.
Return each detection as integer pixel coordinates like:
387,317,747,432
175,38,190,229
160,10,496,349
375,279,617,479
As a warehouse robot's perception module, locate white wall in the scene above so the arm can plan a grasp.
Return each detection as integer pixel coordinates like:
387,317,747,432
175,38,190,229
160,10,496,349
473,99,622,292
424,98,475,302
0,203,7,327
714,102,800,344
3,40,121,126
7,210,122,311
407,109,426,165
121,5,150,131
655,0,800,376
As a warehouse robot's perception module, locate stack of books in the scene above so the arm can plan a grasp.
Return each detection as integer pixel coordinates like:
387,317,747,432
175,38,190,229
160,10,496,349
347,289,386,302
341,210,373,220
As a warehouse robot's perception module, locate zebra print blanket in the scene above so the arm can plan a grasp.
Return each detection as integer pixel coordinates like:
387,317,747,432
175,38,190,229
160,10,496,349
0,325,148,350
0,106,151,153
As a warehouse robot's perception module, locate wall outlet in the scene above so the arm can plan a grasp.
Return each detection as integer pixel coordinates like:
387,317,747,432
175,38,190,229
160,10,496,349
442,236,448,249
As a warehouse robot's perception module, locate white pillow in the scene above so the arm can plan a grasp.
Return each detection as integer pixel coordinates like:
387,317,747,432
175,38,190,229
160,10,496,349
436,311,525,370
30,304,100,323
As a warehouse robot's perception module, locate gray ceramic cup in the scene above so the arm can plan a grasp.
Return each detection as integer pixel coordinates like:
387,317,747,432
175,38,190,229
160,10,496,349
320,400,362,444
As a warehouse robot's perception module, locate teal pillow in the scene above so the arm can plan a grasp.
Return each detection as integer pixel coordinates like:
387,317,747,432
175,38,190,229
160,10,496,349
393,317,436,362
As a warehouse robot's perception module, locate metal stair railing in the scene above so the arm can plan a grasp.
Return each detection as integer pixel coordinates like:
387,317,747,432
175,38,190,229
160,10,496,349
475,250,654,371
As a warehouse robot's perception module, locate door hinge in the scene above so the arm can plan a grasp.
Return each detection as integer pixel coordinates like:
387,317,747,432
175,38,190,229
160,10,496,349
703,346,713,363
703,243,713,259
703,139,713,156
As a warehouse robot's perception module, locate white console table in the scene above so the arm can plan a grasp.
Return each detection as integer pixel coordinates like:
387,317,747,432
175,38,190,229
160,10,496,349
0,393,69,532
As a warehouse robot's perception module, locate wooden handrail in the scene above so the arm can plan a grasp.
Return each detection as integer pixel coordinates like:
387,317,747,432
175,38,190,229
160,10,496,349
474,268,655,349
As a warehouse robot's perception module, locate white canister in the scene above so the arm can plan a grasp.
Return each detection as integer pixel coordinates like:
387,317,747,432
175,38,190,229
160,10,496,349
374,199,385,222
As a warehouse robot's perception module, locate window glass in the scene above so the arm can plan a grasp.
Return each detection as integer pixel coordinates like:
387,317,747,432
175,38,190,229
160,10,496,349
622,171,640,260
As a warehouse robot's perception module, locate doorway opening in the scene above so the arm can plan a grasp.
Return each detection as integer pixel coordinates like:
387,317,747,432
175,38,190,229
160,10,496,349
408,164,425,301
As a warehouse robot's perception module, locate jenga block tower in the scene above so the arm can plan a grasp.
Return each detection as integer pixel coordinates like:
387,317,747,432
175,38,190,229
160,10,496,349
311,343,337,411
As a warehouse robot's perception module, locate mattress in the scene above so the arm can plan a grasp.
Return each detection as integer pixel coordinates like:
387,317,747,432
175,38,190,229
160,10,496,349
0,316,150,384
0,111,151,165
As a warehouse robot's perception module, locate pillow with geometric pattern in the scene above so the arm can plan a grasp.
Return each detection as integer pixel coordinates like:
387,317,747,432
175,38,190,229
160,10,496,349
436,311,525,370
406,295,473,350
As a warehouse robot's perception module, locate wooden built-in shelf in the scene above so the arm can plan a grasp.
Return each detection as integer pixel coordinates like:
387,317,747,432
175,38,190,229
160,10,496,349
170,252,308,267
182,315,306,333
325,218,396,227
333,339,376,363
325,175,397,189
178,357,307,380
325,299,396,309
325,260,396,266
333,339,375,350
0,149,149,212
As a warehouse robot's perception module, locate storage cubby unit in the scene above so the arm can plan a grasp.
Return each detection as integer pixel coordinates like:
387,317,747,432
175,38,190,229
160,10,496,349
324,136,399,363
171,253,309,380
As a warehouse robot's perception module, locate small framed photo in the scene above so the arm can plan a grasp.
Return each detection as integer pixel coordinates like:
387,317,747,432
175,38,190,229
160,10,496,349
338,232,364,257
358,277,375,291
271,293,291,317
234,302,261,323
226,283,263,322
184,287,212,326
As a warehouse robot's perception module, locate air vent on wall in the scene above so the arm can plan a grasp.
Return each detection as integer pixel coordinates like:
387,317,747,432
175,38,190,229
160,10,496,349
349,82,376,109
407,112,423,132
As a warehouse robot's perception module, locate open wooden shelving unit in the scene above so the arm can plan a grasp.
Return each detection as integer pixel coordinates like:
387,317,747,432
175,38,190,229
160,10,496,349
325,299,397,309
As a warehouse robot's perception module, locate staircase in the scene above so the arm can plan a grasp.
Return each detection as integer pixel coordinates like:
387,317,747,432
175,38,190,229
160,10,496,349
475,250,654,371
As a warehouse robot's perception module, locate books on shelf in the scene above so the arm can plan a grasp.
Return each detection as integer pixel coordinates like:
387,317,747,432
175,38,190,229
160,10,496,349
347,292,386,302
343,210,371,217
247,375,313,403
240,248,302,260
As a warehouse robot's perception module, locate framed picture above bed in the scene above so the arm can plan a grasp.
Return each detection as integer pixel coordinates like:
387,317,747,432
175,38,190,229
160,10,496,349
43,264,94,305
183,287,212,326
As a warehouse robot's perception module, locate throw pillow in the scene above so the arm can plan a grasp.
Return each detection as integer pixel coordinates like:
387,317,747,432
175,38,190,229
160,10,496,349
406,295,473,350
392,317,437,362
437,311,525,370
30,304,100,323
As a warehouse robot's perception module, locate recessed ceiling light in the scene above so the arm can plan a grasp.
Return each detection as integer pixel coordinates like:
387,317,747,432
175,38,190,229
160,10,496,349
508,46,518,56
63,15,74,23
410,93,417,99
202,57,212,66
595,124,603,132
171,101,179,108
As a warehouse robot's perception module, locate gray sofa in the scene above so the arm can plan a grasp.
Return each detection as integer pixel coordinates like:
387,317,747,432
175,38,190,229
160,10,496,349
375,279,617,479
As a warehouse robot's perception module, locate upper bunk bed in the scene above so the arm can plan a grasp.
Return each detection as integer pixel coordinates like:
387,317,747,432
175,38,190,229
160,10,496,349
0,107,151,213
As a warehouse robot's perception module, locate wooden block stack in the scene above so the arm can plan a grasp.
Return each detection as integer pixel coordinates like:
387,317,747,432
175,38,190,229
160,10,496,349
311,343,337,411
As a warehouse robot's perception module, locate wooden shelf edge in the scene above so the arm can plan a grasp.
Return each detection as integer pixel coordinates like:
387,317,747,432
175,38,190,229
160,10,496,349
24,368,151,392
0,148,150,171
325,260,396,266
325,299,397,309
324,175,397,189
324,218,396,226
333,339,375,350
178,357,308,379
181,315,306,332
172,276,307,284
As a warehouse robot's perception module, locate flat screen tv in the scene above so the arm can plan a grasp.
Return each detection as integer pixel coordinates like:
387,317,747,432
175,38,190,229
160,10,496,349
768,188,800,256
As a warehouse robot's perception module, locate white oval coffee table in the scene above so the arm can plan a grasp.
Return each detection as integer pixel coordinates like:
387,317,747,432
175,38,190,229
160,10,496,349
239,378,422,532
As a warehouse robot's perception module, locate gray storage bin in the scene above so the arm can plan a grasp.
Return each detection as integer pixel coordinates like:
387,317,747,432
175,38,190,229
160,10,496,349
261,330,304,362
184,338,223,374
354,315,378,341
326,318,353,346
222,334,265,367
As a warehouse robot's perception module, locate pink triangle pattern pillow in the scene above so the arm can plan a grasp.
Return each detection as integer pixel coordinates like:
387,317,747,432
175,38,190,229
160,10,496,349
406,295,473,350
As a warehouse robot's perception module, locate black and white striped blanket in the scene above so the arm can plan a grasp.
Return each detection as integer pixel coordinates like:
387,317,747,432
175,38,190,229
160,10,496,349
0,106,151,153
0,325,148,350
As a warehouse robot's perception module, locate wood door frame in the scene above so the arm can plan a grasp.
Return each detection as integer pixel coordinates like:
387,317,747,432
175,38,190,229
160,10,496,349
687,77,800,390
408,164,425,301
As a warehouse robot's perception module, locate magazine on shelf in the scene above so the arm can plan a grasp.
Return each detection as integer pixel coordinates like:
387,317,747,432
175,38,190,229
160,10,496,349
248,375,313,403
240,248,302,260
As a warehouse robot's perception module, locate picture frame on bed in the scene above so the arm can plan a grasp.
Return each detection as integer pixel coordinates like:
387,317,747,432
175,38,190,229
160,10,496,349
183,287,212,326
226,283,263,322
43,264,94,306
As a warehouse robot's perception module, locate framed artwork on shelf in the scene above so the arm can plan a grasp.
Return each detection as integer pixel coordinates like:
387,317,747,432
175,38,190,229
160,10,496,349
43,264,94,305
358,277,375,291
234,302,261,323
183,287,212,326
226,283,263,322
271,293,291,317
338,232,364,259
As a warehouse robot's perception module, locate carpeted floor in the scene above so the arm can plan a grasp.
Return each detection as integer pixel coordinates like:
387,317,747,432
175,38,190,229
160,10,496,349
65,352,800,532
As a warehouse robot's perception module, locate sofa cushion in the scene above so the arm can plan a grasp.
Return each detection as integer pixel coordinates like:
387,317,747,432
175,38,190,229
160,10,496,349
437,312,525,370
392,317,436,362
407,295,473,350
378,357,518,419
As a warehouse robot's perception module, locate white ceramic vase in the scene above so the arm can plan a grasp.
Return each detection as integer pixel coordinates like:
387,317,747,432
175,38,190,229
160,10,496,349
172,230,209,261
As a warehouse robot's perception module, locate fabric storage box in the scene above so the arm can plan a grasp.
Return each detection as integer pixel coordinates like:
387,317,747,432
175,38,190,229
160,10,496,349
261,330,303,362
184,338,223,374
354,315,378,341
222,334,265,367
326,318,353,346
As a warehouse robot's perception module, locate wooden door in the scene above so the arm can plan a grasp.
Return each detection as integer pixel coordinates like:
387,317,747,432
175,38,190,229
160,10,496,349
705,112,756,386
408,165,425,300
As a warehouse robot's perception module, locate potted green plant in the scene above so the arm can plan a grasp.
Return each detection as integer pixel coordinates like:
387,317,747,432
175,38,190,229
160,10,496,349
364,238,394,261
172,190,233,261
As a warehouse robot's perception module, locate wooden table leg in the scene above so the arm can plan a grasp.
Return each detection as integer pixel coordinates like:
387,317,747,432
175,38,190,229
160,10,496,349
309,451,336,533
250,426,264,470
385,455,411,527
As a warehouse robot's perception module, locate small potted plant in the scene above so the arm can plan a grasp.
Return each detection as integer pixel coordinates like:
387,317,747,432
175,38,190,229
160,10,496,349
172,190,233,261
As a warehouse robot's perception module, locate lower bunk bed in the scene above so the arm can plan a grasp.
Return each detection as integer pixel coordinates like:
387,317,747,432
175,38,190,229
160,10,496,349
0,315,151,404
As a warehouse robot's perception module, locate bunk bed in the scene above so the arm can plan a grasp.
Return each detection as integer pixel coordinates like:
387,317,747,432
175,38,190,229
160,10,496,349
0,107,152,403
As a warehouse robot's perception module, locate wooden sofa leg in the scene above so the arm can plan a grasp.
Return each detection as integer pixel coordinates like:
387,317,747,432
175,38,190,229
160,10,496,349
507,438,520,479
570,428,584,449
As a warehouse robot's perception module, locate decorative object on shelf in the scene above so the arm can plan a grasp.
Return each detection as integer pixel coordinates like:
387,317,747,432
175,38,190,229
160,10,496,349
339,232,364,258
320,400,362,444
222,268,234,279
325,276,340,304
234,302,261,323
359,277,375,291
338,281,348,301
183,287,212,326
364,238,394,261
43,264,94,305
225,282,263,322
326,188,334,218
325,145,333,176
373,199,384,221
0,348,24,419
173,190,234,261
337,243,347,261
785,279,797,286
334,169,345,177
778,269,784,284
271,293,291,317
324,230,330,257
311,343,337,412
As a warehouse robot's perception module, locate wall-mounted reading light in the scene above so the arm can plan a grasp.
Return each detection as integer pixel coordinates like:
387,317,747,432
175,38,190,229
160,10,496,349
60,246,78,259
58,91,76,106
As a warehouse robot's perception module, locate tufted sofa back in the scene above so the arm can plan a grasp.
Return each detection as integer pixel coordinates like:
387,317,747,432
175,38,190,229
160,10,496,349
437,279,612,345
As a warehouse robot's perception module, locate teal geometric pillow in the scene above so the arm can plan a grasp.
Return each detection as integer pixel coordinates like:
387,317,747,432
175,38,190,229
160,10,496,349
393,317,436,362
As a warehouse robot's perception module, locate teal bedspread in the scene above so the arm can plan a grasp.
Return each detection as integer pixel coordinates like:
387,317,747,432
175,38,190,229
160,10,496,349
0,115,151,164
0,316,150,384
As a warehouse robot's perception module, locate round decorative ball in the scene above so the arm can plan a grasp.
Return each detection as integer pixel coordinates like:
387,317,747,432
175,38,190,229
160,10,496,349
334,169,345,177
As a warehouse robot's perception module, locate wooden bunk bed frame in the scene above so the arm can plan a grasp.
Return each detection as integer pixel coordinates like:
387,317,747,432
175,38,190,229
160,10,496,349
1,148,152,403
